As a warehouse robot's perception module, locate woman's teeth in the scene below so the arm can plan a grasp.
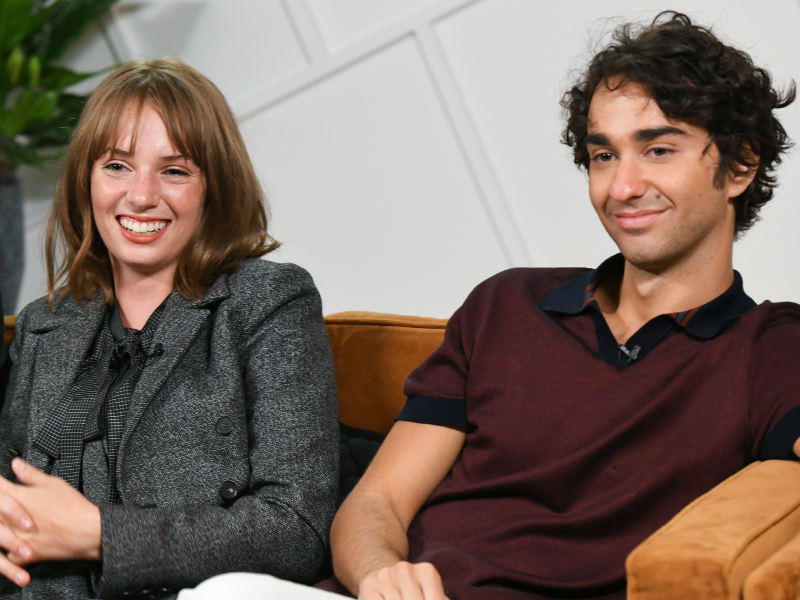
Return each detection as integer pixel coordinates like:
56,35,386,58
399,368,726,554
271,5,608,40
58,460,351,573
119,216,168,235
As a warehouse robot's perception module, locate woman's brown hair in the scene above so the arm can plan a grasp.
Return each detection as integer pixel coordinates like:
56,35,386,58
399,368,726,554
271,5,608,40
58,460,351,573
46,57,278,307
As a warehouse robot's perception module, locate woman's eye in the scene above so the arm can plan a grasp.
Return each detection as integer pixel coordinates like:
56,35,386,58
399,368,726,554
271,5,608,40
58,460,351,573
165,167,189,177
104,162,126,172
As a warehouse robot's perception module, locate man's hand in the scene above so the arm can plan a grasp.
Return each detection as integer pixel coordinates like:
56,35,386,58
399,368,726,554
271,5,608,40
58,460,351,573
0,458,102,587
332,421,466,598
359,562,448,600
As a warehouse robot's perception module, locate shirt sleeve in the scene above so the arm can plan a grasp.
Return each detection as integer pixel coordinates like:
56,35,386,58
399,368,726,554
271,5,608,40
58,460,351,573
397,306,469,428
750,305,800,460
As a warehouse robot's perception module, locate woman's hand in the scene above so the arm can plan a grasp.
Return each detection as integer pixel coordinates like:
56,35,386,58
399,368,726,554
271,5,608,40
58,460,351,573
0,458,102,586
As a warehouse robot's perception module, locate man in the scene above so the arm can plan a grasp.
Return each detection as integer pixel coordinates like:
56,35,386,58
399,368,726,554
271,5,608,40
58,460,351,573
323,11,800,600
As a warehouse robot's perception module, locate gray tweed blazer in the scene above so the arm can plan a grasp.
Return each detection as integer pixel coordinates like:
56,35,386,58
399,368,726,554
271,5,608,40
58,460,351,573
0,259,338,599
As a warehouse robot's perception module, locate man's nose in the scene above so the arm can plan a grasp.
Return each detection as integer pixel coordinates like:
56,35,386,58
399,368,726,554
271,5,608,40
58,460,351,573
608,156,647,202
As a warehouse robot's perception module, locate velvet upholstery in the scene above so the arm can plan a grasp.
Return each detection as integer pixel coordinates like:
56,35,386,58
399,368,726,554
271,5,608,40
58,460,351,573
743,522,800,600
627,460,800,600
324,311,447,435
3,316,13,349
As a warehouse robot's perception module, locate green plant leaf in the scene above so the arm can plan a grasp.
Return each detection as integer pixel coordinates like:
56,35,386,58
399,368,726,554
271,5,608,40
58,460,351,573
0,134,42,166
38,66,96,90
0,0,36,54
21,0,62,40
6,45,24,85
27,53,40,87
40,0,119,61
0,89,58,137
21,92,85,146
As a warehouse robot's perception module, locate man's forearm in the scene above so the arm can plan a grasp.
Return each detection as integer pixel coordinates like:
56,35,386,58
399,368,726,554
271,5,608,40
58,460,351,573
331,491,410,595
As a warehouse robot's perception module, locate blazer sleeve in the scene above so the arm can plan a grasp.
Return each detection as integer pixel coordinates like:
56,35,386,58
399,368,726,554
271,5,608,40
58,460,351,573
0,303,32,482
96,264,339,595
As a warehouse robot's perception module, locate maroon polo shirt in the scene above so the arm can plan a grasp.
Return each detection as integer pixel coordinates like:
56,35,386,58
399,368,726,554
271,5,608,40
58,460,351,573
394,255,800,600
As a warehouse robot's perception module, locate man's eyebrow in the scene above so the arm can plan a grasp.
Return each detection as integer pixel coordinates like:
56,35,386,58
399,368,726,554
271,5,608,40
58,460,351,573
585,133,610,146
633,126,687,142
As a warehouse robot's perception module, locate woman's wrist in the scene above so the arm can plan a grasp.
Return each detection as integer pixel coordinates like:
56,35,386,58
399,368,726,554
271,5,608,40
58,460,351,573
78,503,103,561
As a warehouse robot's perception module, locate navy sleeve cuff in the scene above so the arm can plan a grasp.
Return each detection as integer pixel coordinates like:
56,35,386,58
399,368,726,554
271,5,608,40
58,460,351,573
760,404,800,460
396,395,468,428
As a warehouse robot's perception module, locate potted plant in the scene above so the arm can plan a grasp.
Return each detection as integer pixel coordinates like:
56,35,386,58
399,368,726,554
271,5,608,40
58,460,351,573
0,0,119,313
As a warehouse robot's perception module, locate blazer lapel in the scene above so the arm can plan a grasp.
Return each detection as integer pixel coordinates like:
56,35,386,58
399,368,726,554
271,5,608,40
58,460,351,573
26,296,106,441
119,276,231,455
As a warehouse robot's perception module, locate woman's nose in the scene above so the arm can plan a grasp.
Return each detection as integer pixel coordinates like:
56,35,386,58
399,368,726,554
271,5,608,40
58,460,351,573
128,172,159,209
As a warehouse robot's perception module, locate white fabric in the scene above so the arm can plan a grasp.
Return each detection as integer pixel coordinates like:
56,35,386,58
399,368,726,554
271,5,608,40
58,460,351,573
177,573,342,600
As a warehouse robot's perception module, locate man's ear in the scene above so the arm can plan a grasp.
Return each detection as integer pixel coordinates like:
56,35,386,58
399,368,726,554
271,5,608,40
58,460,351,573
725,144,759,199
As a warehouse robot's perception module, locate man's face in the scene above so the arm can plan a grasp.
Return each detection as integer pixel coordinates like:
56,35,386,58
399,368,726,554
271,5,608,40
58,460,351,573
586,80,752,272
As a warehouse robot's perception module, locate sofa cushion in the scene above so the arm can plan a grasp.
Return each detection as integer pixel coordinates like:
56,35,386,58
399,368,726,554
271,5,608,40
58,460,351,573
325,312,447,435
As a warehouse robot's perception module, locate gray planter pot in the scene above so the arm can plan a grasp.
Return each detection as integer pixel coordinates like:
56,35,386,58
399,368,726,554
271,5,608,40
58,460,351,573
0,176,24,314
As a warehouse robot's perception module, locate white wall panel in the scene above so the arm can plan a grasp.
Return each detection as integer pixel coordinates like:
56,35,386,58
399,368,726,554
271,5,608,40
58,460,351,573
307,0,440,50
12,0,800,316
435,0,800,303
16,165,61,312
112,0,307,103
243,38,508,317
58,23,119,94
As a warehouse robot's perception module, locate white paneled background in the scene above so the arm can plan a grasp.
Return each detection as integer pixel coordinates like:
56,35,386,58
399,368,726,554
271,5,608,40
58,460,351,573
14,0,800,317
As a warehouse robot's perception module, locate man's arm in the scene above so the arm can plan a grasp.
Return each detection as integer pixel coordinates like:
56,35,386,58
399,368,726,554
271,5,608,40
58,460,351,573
331,420,466,599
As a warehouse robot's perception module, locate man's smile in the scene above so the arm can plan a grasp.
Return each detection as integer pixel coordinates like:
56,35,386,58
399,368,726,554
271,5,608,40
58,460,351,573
613,209,666,229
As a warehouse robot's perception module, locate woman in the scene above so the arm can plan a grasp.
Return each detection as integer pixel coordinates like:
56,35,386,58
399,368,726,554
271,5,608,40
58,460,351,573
0,58,338,598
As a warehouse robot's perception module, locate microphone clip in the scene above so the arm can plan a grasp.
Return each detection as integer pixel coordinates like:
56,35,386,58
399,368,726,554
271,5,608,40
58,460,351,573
618,344,641,364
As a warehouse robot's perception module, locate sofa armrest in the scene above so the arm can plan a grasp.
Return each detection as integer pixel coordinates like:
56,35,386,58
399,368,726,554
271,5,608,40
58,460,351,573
743,525,800,600
626,460,800,600
3,315,14,348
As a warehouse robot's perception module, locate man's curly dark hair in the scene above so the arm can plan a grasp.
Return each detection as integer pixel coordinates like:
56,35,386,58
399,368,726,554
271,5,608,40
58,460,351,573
561,11,795,235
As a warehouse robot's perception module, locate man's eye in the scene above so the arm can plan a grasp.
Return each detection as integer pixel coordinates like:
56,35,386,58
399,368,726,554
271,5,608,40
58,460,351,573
650,147,671,157
593,153,614,162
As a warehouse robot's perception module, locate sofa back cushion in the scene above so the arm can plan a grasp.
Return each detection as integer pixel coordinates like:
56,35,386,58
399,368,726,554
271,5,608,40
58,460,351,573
4,316,14,349
324,311,447,435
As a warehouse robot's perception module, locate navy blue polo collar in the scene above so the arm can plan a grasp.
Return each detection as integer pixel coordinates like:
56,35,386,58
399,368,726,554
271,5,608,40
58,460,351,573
539,253,757,340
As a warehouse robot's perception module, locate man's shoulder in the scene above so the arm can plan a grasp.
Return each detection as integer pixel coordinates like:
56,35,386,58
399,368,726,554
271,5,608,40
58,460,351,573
466,266,590,307
748,300,800,338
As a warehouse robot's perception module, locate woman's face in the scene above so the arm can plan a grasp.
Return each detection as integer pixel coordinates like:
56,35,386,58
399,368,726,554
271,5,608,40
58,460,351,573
90,102,205,282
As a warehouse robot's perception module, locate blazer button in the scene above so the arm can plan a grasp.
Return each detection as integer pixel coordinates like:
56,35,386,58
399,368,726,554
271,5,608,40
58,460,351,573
219,481,238,500
216,417,233,435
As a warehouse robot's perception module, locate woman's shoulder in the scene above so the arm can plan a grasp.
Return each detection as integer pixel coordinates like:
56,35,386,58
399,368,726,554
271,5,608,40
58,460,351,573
221,259,320,312
226,259,316,295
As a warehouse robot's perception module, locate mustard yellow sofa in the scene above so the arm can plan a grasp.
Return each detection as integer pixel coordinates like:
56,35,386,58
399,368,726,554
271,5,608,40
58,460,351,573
5,311,800,599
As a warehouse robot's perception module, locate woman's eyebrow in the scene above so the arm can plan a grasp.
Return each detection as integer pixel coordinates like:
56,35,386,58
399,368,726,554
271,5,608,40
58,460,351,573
104,148,192,162
105,147,132,157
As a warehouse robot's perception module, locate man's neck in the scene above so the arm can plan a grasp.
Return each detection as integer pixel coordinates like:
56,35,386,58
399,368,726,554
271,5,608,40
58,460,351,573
594,246,734,345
